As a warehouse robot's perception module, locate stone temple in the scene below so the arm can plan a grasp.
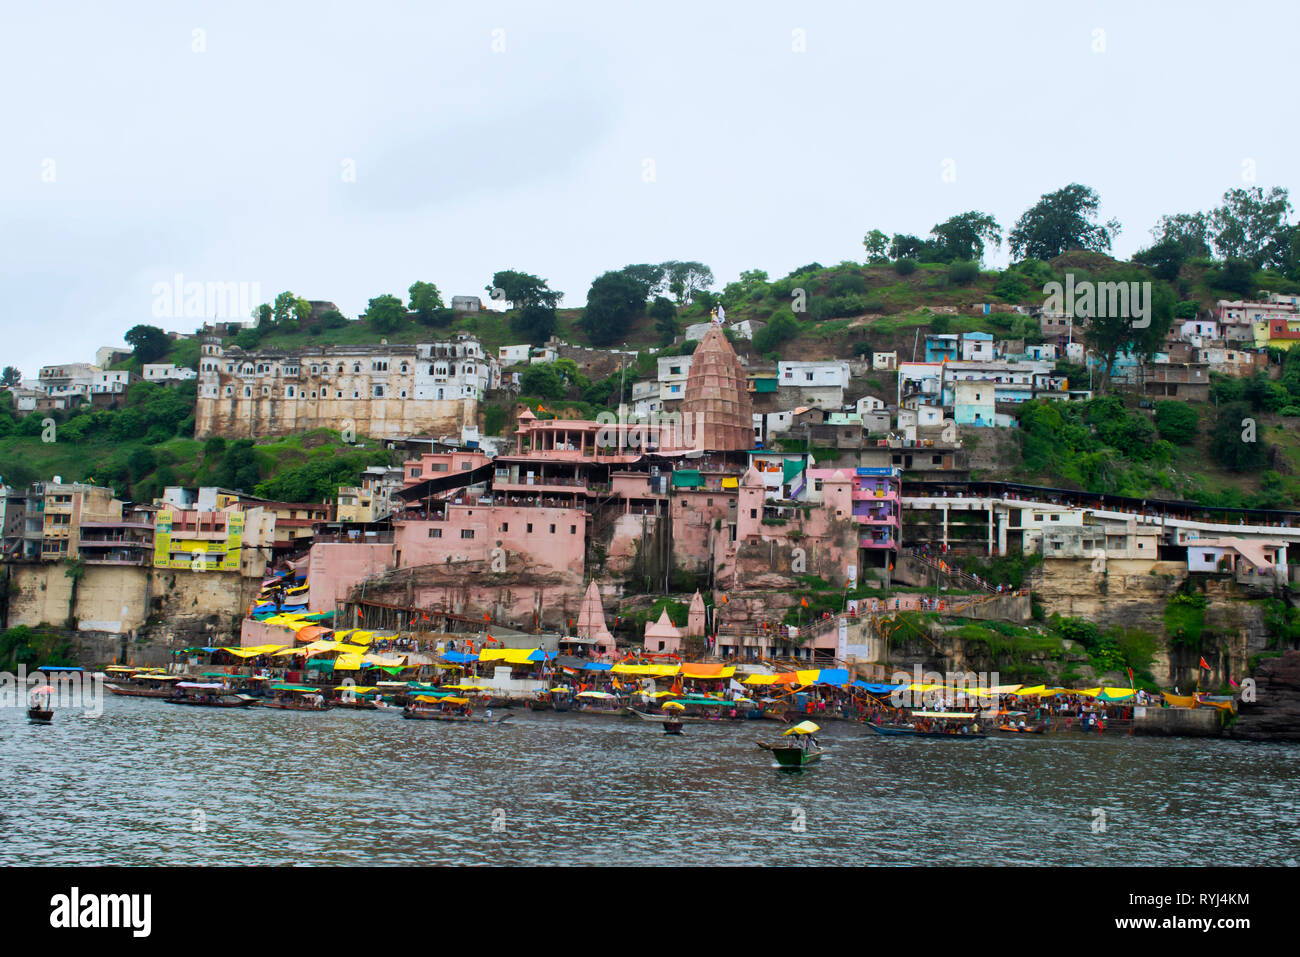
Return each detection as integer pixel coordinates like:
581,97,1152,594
682,325,754,452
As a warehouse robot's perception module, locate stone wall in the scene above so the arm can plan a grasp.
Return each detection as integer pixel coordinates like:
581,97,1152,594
195,394,475,440
4,563,260,650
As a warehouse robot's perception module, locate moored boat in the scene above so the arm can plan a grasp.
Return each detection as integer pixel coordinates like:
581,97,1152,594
403,695,512,723
573,691,631,716
868,711,986,739
163,681,260,708
261,685,332,711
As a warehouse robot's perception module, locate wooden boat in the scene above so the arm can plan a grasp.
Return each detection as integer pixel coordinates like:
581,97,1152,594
402,695,512,723
758,720,823,767
573,691,631,716
105,672,185,698
663,719,683,735
868,711,986,739
260,685,331,711
27,686,54,723
163,682,261,708
996,723,1046,734
551,688,573,712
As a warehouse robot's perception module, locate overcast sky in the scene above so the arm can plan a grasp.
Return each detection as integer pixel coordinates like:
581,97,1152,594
2,0,1296,377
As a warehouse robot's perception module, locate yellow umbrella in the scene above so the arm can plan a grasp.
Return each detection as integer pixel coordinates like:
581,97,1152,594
782,720,820,736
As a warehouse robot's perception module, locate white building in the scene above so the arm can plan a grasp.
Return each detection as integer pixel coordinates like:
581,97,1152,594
142,363,197,383
778,360,851,390
657,354,693,405
498,344,531,366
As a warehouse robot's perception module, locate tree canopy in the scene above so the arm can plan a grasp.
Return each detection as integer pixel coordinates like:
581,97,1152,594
1008,184,1120,261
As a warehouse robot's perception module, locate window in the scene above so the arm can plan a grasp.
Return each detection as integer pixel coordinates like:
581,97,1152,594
570,525,576,534
549,524,556,533
526,523,533,533
374,386,384,397
428,528,442,538
805,372,813,382
460,529,474,539
460,461,472,470
750,509,757,518
500,523,508,532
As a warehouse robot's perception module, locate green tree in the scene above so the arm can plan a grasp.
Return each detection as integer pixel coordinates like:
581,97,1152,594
255,303,273,328
649,295,678,345
889,234,926,261
408,281,445,325
1209,186,1293,269
488,270,561,310
1150,211,1212,259
124,324,171,364
293,297,312,327
273,291,296,325
1008,183,1120,261
1213,259,1256,297
319,308,348,329
1081,274,1173,392
1154,401,1199,444
0,367,20,389
930,211,1001,263
363,294,408,333
1132,238,1187,281
511,304,556,345
661,261,714,303
580,270,645,345
862,230,890,264
1210,403,1269,471
519,363,565,400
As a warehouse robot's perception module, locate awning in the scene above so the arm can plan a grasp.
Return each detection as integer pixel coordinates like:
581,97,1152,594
479,648,552,665
782,458,807,484
671,469,702,488
680,664,735,679
814,668,850,687
612,663,680,677
439,651,479,664
334,651,364,671
582,662,612,671
782,721,819,736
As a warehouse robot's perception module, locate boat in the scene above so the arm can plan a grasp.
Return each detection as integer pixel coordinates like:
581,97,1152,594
402,695,513,723
868,711,987,739
663,719,683,735
27,686,54,724
163,681,261,708
573,691,631,716
550,687,573,712
261,685,332,711
105,671,186,698
758,720,824,767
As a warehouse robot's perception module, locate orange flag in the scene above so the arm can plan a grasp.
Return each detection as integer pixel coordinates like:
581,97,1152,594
800,597,809,607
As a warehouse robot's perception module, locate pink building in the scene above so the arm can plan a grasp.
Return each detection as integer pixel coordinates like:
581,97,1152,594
394,501,586,576
402,449,491,488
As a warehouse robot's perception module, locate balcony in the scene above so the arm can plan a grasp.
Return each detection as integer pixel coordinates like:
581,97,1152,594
859,533,897,549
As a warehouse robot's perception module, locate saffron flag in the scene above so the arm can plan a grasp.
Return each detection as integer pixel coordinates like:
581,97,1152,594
1199,656,1210,670
800,597,808,607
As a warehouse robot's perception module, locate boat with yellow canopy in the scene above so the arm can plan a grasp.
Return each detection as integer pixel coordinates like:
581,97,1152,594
758,720,824,767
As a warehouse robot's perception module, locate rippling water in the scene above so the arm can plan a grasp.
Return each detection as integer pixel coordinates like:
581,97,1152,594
2,696,1296,866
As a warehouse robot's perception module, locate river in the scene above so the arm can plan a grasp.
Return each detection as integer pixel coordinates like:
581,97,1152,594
2,696,1296,866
